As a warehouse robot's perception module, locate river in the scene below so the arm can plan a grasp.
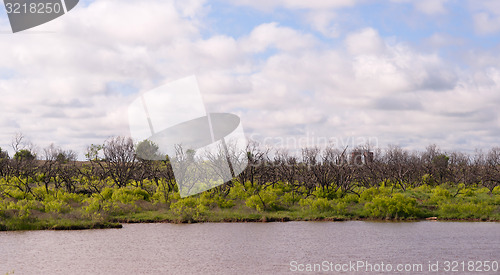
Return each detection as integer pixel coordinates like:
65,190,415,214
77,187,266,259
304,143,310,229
0,221,499,274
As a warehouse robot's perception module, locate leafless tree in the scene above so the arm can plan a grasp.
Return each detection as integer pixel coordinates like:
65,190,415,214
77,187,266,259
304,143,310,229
102,136,137,187
483,147,500,192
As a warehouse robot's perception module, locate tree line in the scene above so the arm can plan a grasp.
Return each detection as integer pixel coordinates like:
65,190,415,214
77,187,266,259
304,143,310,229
0,134,499,199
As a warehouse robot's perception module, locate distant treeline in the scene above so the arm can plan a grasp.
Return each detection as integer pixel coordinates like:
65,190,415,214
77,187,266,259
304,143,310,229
0,135,499,196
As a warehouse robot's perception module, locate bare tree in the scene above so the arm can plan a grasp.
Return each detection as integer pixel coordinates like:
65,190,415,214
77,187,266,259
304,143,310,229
11,132,25,153
102,136,137,188
483,147,500,192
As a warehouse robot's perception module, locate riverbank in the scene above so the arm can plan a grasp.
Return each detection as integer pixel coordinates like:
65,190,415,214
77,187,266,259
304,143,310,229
2,213,498,232
2,214,498,232
1,181,499,231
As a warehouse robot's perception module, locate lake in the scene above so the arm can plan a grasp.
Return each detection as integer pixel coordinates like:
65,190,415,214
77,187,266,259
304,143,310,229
0,221,499,274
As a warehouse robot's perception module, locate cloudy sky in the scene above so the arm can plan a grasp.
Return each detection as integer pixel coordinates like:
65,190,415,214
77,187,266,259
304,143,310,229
0,0,499,158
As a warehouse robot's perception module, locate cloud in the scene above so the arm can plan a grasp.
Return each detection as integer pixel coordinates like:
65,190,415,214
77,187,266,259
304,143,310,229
345,28,386,55
0,0,499,158
221,0,357,11
414,0,449,15
343,30,457,94
227,25,496,153
473,12,500,35
0,0,207,156
423,33,464,48
373,95,423,111
391,0,449,15
470,0,500,35
303,10,341,38
239,22,318,53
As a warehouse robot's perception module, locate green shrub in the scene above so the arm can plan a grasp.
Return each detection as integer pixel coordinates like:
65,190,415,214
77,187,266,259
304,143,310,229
312,187,341,200
13,149,35,161
360,186,391,203
170,197,207,221
364,193,420,219
56,191,86,204
229,182,251,200
341,194,360,204
43,200,70,214
101,187,114,200
111,187,150,204
8,200,44,219
245,189,278,211
422,174,435,186
310,198,333,212
493,186,500,195
412,184,432,193
83,196,113,218
438,202,494,219
428,186,452,204
299,197,348,215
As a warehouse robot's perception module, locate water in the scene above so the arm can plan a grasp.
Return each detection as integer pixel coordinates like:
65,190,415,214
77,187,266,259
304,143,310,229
0,221,499,274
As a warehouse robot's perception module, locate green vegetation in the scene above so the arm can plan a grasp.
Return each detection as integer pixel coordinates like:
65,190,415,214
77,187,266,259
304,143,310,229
1,179,499,230
0,137,499,230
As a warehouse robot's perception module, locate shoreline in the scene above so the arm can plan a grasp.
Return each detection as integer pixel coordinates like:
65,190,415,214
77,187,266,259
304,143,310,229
2,215,498,232
113,216,500,224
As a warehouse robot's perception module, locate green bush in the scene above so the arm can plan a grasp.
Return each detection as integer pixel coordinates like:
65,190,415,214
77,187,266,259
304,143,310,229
364,193,421,219
13,149,36,161
111,187,150,204
341,193,360,204
312,187,341,200
43,200,70,214
170,197,207,221
493,186,500,195
245,189,278,211
360,186,391,203
310,198,333,212
299,197,348,215
228,182,251,200
428,186,452,204
7,200,44,219
438,202,494,219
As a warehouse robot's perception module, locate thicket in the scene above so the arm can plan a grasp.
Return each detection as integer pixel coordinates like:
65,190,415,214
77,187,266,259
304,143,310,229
0,136,499,230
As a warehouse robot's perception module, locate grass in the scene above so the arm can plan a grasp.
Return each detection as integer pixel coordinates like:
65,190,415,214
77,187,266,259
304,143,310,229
0,217,122,231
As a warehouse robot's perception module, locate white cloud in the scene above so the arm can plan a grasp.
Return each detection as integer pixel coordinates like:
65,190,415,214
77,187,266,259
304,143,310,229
473,12,500,35
423,33,464,48
469,0,500,35
0,0,207,156
303,10,341,38
239,22,318,53
221,0,357,11
344,28,386,55
391,0,449,15
414,0,449,15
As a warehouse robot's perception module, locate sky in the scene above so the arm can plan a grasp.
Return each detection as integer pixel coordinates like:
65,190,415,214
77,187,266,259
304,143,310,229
0,0,499,158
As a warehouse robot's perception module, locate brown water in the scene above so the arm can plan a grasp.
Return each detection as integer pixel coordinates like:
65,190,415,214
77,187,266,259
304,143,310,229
0,221,499,274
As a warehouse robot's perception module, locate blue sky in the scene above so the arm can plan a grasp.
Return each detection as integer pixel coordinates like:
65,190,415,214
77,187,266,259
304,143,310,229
0,0,499,157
